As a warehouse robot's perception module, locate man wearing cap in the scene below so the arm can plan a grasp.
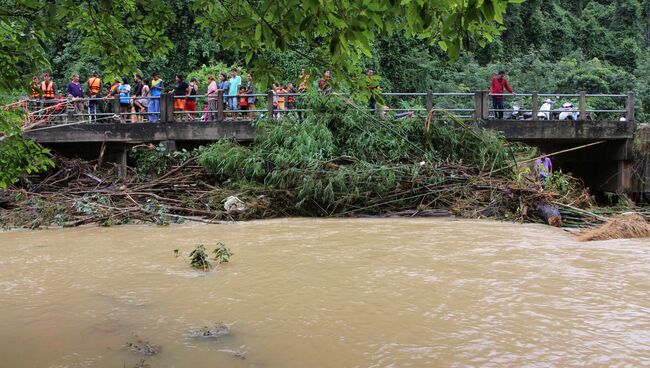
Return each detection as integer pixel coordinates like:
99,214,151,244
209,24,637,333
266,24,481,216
87,71,102,122
489,70,515,119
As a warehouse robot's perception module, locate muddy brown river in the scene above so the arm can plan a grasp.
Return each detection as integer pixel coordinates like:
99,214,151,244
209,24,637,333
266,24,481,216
1,218,649,367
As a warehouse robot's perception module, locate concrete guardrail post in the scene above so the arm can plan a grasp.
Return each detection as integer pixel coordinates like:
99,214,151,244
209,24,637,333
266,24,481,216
217,90,224,121
473,91,482,119
531,92,539,119
626,91,635,122
481,90,489,119
426,91,433,115
112,96,120,118
579,91,586,121
267,90,274,117
158,94,168,123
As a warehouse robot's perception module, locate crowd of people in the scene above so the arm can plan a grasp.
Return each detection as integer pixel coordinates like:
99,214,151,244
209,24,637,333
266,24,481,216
28,67,381,124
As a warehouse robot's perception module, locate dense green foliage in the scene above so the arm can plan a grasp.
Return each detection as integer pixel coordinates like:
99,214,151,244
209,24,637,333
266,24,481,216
0,111,54,188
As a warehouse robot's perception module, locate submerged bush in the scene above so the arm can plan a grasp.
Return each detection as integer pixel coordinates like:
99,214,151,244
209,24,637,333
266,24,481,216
174,243,234,271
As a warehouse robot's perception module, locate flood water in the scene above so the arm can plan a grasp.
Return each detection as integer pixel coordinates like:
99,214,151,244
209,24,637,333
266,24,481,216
1,218,649,367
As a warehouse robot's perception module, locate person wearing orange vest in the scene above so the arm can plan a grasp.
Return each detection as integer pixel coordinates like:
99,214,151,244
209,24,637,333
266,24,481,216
39,73,58,117
106,77,120,98
30,75,40,98
40,73,57,100
87,71,102,122
28,75,40,115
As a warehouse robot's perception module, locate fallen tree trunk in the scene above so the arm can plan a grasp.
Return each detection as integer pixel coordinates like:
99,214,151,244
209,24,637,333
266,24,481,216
537,203,563,227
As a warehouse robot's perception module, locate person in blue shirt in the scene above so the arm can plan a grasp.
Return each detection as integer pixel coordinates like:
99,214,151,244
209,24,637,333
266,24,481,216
118,77,131,122
227,68,241,119
148,72,164,123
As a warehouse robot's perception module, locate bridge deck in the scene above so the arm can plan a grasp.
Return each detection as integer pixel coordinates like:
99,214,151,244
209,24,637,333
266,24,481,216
24,119,634,144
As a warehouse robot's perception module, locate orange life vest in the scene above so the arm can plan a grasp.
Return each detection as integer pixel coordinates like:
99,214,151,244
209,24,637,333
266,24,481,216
30,82,39,98
88,77,101,95
88,77,102,95
40,81,55,98
109,83,119,94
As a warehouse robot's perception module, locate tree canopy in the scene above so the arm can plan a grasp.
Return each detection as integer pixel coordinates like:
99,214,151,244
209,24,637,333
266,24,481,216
1,0,523,92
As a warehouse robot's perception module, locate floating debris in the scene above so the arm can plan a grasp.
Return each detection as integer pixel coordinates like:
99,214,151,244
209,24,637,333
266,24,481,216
579,213,650,241
131,359,150,368
187,323,231,339
219,348,246,360
124,336,161,356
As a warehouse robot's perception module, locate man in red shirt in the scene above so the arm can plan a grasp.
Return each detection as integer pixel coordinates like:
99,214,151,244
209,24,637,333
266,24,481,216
490,71,514,119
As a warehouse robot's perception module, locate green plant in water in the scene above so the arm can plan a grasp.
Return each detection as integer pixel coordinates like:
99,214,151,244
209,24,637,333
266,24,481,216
174,243,233,271
212,242,233,264
188,245,210,271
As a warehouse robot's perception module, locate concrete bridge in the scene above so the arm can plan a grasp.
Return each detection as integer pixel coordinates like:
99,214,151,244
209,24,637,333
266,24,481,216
20,91,644,196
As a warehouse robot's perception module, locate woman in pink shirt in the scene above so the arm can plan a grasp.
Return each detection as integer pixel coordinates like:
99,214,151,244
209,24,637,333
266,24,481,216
206,75,218,121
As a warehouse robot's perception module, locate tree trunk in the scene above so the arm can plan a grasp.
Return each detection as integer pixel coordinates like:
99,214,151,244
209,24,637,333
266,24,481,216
537,203,563,227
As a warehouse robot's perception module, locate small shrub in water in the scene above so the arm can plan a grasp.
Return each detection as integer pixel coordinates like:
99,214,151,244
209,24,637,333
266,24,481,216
174,243,233,271
188,245,211,270
213,242,233,264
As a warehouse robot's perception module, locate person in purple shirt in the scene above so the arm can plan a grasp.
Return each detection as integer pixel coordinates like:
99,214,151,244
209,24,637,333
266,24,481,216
66,74,84,120
535,155,552,181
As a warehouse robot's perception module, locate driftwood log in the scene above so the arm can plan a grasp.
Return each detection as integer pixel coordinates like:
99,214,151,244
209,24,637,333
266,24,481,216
537,203,563,227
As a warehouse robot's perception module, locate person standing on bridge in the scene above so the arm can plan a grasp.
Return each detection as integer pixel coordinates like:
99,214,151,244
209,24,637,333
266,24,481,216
244,73,256,120
206,74,218,121
118,77,131,123
298,68,310,93
133,79,149,123
148,73,164,123
318,69,332,94
186,78,198,121
366,69,381,110
217,73,230,116
490,70,514,119
87,71,102,123
29,75,40,114
30,75,40,99
227,68,242,120
40,73,57,100
169,74,188,122
65,74,84,120
39,73,58,116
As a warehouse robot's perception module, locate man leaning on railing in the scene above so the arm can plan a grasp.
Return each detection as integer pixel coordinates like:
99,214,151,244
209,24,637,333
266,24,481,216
489,70,515,119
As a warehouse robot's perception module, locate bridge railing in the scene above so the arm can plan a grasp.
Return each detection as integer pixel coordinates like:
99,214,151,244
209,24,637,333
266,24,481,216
487,91,633,121
18,90,635,127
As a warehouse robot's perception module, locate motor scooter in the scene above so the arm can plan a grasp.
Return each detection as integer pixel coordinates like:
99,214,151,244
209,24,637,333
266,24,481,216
558,101,578,121
537,99,554,120
505,104,522,120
